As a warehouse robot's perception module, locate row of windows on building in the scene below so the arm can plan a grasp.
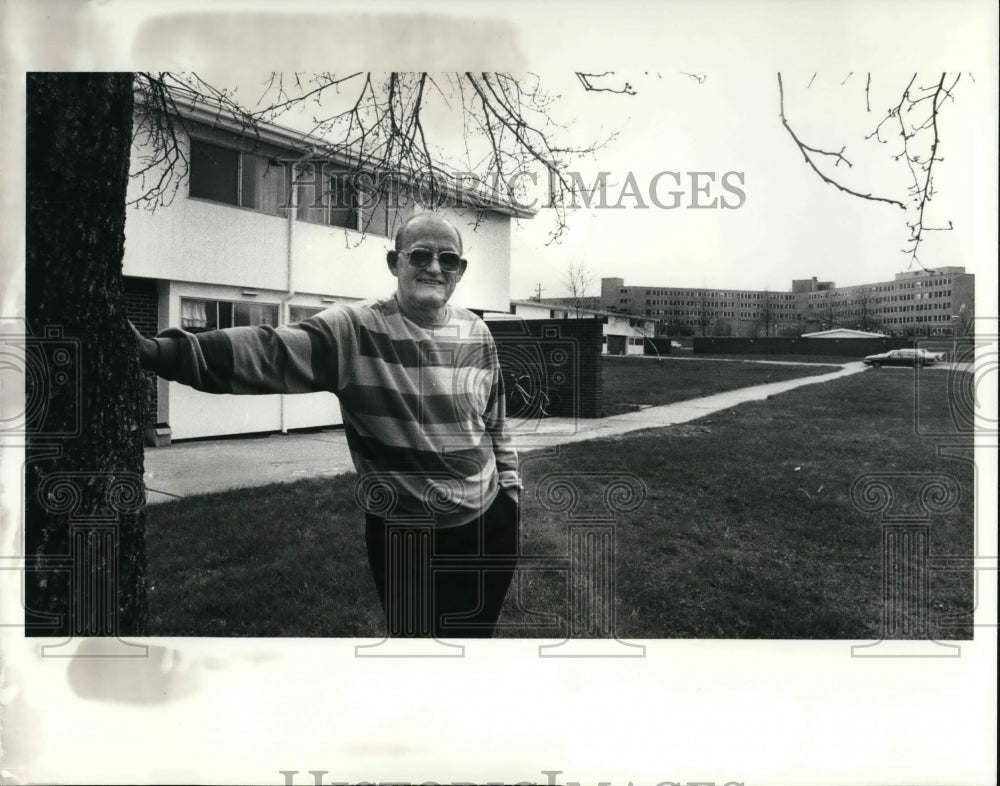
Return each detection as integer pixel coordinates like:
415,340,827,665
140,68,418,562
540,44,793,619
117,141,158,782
627,286,956,310
188,137,405,238
599,336,647,345
809,289,953,306
895,278,953,289
646,309,798,320
883,314,953,324
818,302,952,316
645,302,955,323
621,276,957,305
837,277,953,294
180,298,326,332
809,287,952,302
635,288,796,300
644,299,800,308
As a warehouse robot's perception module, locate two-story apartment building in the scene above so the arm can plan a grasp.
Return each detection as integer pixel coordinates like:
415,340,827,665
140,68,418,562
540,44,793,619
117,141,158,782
124,94,529,440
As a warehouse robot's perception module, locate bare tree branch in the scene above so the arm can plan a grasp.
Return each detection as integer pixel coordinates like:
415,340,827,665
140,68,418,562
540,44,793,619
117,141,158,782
864,72,961,263
130,72,621,245
779,71,967,267
575,72,637,95
903,73,960,261
778,73,906,209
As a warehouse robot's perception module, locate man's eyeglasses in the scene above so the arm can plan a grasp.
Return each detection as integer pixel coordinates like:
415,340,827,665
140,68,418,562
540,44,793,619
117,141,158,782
401,248,464,273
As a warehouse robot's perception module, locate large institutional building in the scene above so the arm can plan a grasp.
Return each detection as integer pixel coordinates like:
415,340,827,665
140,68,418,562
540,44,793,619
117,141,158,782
599,266,976,338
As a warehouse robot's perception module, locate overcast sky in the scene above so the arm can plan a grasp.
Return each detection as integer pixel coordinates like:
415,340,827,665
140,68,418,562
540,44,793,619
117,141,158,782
167,64,991,302
501,68,991,300
207,65,992,301
6,2,991,308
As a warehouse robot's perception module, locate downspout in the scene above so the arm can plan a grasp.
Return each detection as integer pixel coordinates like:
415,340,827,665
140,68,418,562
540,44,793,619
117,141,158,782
280,148,316,434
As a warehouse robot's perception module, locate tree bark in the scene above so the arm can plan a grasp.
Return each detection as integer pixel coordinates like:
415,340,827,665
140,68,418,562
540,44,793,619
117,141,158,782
25,73,148,636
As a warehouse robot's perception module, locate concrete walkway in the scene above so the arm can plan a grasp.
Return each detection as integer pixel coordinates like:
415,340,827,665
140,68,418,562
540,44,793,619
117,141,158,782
143,361,869,504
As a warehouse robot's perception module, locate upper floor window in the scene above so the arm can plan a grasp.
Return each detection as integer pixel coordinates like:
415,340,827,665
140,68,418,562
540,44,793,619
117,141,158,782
190,138,285,214
188,138,395,237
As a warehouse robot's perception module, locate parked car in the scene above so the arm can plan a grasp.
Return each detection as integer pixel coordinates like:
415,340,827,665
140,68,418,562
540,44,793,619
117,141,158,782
863,348,940,367
670,340,683,349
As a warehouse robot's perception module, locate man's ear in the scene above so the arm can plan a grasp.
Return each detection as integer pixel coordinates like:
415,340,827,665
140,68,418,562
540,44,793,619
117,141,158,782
386,250,399,276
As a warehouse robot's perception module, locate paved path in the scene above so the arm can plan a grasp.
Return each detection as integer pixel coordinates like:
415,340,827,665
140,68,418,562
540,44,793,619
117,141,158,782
143,361,868,504
618,354,846,367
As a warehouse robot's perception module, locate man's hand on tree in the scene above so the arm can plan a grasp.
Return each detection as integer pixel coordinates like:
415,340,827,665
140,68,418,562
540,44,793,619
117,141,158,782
129,321,160,371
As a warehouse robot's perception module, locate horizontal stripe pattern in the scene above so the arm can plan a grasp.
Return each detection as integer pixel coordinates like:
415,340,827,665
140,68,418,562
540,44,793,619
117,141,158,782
162,296,518,524
345,354,494,401
338,382,493,425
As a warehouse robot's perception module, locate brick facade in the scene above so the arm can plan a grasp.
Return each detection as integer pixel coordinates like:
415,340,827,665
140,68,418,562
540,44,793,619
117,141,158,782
693,336,916,356
486,318,604,418
123,276,159,426
642,337,676,356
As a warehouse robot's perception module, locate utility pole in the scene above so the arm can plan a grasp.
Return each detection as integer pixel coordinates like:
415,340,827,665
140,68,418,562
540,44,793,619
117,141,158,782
534,283,543,301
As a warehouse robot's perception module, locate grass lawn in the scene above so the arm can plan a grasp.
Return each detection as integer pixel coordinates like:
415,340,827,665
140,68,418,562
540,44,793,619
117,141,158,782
689,352,862,364
601,355,841,415
146,367,973,639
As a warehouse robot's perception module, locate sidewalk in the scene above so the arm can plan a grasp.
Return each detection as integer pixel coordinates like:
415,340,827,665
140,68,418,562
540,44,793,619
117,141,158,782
143,361,868,504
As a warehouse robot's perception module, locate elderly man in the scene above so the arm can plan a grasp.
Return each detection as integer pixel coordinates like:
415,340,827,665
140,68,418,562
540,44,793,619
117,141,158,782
134,212,520,638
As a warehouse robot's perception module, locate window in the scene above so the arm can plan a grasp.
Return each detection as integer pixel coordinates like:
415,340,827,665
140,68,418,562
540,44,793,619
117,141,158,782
190,138,286,212
190,140,240,205
181,298,279,334
189,138,393,237
359,186,390,236
241,152,285,214
328,172,360,230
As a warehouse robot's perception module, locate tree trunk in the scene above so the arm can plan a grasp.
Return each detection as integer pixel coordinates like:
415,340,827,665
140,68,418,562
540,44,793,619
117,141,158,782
25,73,148,636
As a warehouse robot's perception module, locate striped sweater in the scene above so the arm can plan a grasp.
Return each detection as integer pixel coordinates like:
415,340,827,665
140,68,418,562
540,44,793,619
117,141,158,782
154,296,519,526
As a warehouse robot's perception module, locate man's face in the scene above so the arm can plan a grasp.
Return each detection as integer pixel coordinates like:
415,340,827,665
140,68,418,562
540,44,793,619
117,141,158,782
391,216,466,319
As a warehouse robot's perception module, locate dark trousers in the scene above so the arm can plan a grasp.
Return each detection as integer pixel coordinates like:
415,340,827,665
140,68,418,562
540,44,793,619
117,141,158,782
365,491,519,638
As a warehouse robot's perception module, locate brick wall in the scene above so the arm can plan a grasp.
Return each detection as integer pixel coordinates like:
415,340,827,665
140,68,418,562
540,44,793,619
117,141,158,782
122,276,159,426
643,337,675,356
486,318,604,418
693,336,915,356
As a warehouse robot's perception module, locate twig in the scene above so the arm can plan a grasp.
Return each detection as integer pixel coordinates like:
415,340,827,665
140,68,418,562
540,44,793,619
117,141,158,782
778,73,905,209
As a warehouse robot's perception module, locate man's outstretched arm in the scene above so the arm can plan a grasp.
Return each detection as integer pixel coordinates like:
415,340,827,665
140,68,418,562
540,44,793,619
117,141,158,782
130,316,342,395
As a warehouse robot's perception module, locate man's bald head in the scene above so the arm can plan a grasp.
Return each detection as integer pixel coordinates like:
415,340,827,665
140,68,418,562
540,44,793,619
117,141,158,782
394,213,463,255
